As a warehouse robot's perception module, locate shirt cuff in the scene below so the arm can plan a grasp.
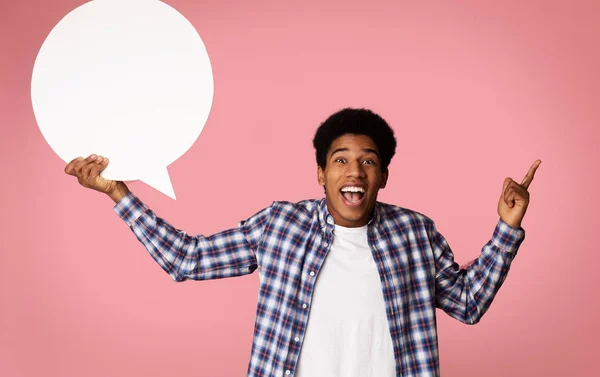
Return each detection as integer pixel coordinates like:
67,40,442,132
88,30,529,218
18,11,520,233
113,191,149,227
491,218,526,253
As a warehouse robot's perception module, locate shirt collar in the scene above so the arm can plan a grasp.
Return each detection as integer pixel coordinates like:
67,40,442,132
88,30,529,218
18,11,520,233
317,198,382,230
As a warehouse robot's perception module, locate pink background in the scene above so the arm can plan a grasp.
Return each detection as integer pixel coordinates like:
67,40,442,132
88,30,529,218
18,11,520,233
1,0,598,376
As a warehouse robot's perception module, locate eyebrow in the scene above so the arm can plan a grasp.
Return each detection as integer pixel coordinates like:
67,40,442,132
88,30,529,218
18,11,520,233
330,147,380,157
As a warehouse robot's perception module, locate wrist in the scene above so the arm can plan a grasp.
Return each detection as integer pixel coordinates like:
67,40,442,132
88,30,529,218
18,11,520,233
108,182,130,203
501,217,522,230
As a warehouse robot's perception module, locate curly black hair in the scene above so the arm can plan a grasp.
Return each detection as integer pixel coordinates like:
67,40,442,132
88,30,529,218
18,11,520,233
313,108,397,171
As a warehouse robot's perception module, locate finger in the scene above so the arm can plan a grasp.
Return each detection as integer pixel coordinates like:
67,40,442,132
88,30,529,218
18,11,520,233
89,158,109,179
84,153,97,163
84,154,104,165
520,159,542,189
64,157,84,175
504,187,515,208
502,177,512,195
78,154,105,175
505,186,529,207
73,154,97,175
81,160,98,183
75,160,95,179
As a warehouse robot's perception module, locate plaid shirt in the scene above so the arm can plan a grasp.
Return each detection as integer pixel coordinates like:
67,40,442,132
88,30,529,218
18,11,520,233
114,192,525,377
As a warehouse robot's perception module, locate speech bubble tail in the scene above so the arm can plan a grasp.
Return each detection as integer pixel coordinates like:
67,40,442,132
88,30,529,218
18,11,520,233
140,167,177,200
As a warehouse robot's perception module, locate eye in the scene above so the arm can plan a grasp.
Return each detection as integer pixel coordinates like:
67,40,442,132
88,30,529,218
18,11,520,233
362,159,375,165
335,158,346,163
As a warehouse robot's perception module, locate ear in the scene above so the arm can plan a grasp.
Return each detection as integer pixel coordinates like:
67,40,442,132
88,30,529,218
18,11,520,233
380,169,389,189
317,165,325,186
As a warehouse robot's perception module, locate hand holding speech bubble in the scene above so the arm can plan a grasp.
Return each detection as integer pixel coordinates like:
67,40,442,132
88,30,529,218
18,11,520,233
31,0,214,199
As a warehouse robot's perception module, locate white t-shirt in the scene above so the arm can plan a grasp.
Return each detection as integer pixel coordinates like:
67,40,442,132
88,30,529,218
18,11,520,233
295,224,396,377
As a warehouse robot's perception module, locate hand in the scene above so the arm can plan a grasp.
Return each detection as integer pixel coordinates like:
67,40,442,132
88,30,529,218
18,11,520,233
64,154,129,202
497,159,542,229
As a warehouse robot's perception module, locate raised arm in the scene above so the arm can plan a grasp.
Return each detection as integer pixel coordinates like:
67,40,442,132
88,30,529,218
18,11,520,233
428,218,525,324
430,159,540,324
65,153,271,282
114,192,271,281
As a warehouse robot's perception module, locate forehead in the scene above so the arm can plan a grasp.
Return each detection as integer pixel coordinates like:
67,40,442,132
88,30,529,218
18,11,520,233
328,134,379,155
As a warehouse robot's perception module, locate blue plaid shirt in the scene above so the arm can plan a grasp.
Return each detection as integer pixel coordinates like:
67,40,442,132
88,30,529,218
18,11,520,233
114,192,525,377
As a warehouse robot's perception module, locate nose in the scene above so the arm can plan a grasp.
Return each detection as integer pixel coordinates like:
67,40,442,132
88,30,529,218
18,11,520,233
346,160,366,178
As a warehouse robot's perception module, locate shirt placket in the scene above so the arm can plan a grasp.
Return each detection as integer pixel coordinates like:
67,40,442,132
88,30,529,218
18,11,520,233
281,224,333,377
368,225,407,377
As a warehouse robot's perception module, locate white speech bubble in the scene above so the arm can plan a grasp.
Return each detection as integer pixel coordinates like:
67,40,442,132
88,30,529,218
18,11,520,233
31,0,214,199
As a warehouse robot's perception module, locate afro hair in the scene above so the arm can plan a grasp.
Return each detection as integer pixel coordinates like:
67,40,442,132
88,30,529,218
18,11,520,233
313,108,397,171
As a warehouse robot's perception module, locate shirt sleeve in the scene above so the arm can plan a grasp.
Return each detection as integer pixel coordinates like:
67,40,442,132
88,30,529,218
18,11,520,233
427,217,525,324
113,192,272,282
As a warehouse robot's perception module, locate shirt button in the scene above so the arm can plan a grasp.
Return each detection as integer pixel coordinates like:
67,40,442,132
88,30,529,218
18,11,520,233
285,370,291,375
294,336,300,342
302,303,307,309
324,242,329,247
309,271,315,276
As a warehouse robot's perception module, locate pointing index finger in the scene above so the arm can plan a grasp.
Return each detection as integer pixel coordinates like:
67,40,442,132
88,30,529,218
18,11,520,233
520,159,542,189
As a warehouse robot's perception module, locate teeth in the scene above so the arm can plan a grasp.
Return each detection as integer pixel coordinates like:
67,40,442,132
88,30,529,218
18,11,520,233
341,186,365,193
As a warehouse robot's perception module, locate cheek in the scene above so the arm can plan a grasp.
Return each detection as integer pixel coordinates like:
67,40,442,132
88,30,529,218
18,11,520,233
323,170,339,183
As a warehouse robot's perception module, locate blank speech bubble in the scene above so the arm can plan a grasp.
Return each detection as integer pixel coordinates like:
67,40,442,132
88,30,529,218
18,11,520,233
31,0,214,199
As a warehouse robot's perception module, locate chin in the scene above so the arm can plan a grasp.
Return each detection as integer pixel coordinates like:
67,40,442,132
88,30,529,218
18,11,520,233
338,204,371,225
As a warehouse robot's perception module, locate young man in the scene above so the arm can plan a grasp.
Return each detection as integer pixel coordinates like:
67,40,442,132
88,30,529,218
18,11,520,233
65,108,541,377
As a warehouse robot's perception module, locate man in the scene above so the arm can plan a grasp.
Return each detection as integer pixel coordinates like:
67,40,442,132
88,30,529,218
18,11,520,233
65,108,541,377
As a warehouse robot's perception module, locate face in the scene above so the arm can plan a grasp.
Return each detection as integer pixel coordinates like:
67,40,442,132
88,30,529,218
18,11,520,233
317,134,388,227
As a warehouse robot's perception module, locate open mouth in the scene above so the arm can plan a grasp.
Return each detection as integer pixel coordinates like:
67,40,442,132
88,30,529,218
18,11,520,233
340,186,366,207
